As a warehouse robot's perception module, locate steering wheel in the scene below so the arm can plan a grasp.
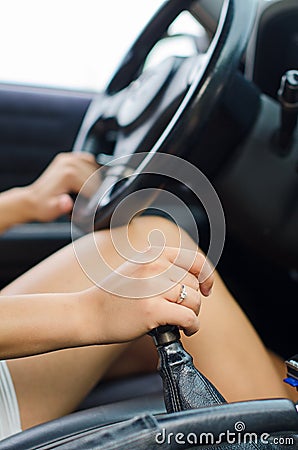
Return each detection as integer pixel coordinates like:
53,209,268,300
72,0,257,232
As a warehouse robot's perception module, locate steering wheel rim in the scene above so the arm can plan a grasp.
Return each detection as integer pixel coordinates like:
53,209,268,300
72,0,257,232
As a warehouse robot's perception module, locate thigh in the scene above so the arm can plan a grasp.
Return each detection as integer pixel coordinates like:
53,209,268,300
181,272,294,402
2,216,184,296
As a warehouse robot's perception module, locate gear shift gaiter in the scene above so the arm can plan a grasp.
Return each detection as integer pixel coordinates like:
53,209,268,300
150,325,226,413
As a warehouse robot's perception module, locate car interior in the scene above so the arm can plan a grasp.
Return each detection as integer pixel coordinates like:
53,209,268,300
0,0,297,448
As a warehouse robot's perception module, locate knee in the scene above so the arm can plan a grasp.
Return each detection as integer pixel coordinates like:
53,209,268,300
91,215,198,269
128,215,197,251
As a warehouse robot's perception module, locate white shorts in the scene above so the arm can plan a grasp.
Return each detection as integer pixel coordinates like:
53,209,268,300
0,360,22,440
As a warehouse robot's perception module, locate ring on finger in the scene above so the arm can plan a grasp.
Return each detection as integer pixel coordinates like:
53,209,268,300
177,284,187,304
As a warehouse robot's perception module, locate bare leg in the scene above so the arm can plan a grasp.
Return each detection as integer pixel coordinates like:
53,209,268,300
268,350,297,401
181,273,297,402
2,216,294,430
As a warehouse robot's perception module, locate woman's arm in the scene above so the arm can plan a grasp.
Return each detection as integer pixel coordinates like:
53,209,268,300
0,247,212,359
0,187,33,233
0,152,98,234
0,291,87,359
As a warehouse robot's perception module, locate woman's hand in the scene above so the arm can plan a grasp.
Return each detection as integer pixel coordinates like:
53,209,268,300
0,246,213,359
0,152,99,233
80,246,214,345
25,152,99,222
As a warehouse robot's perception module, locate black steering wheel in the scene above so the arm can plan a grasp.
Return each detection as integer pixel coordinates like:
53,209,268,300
72,0,257,232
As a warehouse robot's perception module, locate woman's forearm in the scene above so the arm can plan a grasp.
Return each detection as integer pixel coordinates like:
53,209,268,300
0,187,33,233
0,292,89,359
0,244,210,359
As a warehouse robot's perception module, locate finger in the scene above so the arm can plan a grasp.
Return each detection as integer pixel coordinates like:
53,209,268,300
167,264,200,291
58,194,73,214
163,284,201,316
75,152,97,165
155,301,200,336
163,247,214,296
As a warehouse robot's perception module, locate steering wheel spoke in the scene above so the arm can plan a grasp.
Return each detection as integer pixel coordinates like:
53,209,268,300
72,0,258,231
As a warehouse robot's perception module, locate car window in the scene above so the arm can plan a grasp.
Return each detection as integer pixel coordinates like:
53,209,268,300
0,0,164,92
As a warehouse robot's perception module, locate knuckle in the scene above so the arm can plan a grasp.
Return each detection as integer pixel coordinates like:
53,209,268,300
145,246,162,260
194,292,201,314
133,264,148,278
82,152,96,162
151,259,166,273
55,152,69,163
143,259,165,277
183,310,196,328
192,276,200,291
63,166,77,180
134,262,158,279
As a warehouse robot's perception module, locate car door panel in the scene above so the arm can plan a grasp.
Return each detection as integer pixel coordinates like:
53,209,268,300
0,84,92,190
0,84,92,287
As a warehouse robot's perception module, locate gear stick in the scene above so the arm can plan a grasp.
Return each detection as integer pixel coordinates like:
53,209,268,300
150,325,226,413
